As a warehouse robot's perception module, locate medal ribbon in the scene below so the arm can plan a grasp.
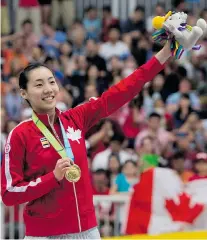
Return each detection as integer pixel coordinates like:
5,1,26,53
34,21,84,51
32,112,75,161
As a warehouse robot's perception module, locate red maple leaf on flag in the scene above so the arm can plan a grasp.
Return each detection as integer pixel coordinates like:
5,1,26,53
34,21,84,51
165,192,204,224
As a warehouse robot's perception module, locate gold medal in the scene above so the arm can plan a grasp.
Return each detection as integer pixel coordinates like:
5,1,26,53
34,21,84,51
65,164,81,182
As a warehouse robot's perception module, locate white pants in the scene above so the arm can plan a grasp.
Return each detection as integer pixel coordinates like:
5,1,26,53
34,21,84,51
15,7,41,36
24,227,101,239
51,0,75,29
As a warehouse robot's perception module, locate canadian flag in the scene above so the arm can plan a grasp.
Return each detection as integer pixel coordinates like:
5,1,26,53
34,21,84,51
185,178,207,230
125,168,206,235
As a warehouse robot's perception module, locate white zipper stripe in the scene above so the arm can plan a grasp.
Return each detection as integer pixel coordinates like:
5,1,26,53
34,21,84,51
72,183,82,232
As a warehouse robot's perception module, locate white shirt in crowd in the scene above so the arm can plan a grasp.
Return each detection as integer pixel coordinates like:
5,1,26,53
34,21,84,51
99,41,130,60
92,148,137,171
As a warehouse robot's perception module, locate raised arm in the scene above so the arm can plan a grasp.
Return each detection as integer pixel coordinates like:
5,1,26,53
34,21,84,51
67,42,171,133
1,129,59,206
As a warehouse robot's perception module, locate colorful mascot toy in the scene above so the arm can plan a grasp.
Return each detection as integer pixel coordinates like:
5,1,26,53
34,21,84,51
152,11,207,59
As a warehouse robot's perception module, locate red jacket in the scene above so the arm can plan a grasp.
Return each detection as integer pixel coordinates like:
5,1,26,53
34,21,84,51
1,57,163,236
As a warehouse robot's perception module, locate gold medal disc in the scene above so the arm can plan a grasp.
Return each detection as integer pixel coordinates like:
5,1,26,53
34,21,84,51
65,164,81,182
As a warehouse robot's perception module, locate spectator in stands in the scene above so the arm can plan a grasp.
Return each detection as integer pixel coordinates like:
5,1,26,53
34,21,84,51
16,0,41,36
122,5,145,34
44,56,64,84
107,153,121,187
92,133,137,171
31,44,46,63
92,169,110,195
4,76,22,121
131,34,151,66
4,120,19,134
173,93,194,129
173,130,197,170
173,0,186,12
3,37,29,79
139,136,156,156
59,41,73,70
200,8,207,22
166,78,201,113
107,56,123,79
86,39,107,73
101,5,120,42
83,6,101,41
37,0,52,24
86,65,109,95
169,151,194,183
40,23,67,57
146,3,165,33
143,74,166,115
121,98,146,148
135,112,173,156
92,169,113,237
85,119,116,160
190,152,207,180
70,26,86,56
99,27,130,61
180,112,207,152
110,160,138,194
20,19,39,59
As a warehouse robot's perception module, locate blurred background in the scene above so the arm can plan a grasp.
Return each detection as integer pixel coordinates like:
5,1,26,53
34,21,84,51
1,0,207,239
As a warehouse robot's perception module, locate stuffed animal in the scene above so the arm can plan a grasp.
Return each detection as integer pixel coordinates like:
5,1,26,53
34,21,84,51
152,11,207,59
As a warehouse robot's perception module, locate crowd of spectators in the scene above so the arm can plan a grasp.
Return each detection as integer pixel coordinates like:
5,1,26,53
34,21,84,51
1,0,207,237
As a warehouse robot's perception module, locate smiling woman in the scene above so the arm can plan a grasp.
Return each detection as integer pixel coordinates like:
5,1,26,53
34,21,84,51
19,64,59,121
1,42,171,239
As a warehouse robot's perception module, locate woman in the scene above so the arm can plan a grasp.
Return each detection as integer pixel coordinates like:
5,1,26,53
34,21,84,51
110,160,138,194
173,93,194,129
107,153,121,187
1,42,171,239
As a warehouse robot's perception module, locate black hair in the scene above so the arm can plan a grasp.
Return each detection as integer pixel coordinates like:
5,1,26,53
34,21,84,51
177,66,187,78
103,5,111,12
180,93,190,100
171,151,185,161
85,5,96,13
135,5,145,13
200,8,207,18
44,56,55,64
108,25,121,32
108,153,121,163
148,112,161,119
93,169,107,175
110,133,125,144
37,44,44,52
168,151,185,169
21,19,33,27
19,63,50,90
173,0,185,8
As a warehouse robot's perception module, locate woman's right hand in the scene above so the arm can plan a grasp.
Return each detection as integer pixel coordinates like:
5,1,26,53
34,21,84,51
53,158,73,181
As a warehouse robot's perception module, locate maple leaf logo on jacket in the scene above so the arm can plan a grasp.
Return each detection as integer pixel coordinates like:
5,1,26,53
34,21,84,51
165,192,204,224
66,127,82,144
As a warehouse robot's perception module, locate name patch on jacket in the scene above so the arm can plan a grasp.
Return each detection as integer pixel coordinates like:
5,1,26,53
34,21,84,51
40,137,50,148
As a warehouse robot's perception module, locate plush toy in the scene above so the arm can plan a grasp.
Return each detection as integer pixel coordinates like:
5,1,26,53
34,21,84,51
152,11,207,59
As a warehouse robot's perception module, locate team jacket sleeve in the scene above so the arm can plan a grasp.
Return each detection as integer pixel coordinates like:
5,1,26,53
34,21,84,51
1,129,60,206
69,56,164,132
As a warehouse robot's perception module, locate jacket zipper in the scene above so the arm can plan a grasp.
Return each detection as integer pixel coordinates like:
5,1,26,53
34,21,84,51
47,115,82,232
